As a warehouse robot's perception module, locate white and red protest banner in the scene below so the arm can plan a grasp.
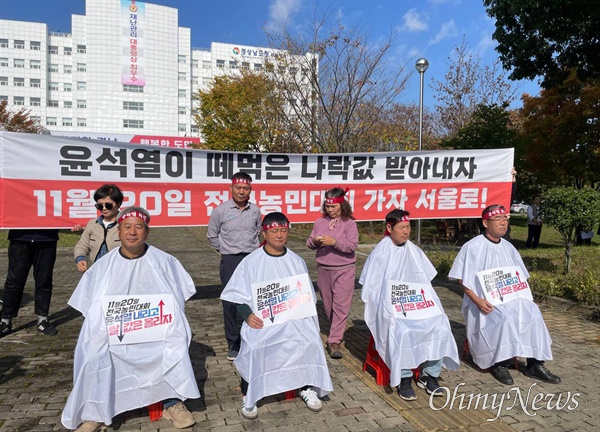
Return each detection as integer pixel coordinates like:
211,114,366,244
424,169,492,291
51,131,201,148
0,131,514,228
387,280,443,320
476,266,533,306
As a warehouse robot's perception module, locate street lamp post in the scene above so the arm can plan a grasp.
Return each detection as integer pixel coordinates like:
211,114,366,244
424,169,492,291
415,58,429,245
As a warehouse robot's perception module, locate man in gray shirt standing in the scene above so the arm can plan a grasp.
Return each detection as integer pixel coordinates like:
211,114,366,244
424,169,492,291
207,172,262,360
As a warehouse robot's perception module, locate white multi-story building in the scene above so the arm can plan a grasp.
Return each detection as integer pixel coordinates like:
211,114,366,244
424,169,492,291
0,0,315,138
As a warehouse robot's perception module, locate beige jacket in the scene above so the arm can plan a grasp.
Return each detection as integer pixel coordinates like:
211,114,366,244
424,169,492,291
74,217,121,263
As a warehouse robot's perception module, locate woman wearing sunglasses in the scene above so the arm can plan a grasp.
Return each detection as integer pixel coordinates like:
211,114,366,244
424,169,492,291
73,184,124,272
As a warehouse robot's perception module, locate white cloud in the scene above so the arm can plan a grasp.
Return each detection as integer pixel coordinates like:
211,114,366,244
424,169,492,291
428,19,457,44
476,31,496,54
399,8,428,32
266,0,302,31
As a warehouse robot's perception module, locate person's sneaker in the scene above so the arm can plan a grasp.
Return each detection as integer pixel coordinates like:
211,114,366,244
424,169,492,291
300,387,323,412
162,401,195,429
398,377,417,401
0,321,12,338
490,364,514,385
227,348,239,361
37,320,58,336
524,362,561,384
240,396,258,419
417,374,444,396
327,342,343,359
75,421,105,432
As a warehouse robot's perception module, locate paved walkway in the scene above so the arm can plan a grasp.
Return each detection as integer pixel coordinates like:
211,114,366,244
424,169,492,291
0,227,598,431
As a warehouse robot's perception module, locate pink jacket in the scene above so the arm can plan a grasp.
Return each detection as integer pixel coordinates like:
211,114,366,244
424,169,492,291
306,217,359,267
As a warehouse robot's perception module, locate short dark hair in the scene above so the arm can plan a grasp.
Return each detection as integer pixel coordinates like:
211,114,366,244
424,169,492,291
481,204,506,218
232,172,253,183
320,187,354,220
94,184,124,206
386,209,410,227
261,212,289,229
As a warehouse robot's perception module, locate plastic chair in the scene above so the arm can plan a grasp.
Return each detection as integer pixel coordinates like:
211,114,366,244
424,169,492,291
363,336,419,386
148,401,163,421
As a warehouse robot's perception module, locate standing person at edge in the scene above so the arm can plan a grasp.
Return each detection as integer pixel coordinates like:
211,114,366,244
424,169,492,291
207,172,262,361
1,228,59,338
526,195,543,249
360,210,460,401
306,187,359,359
72,184,123,272
449,204,561,386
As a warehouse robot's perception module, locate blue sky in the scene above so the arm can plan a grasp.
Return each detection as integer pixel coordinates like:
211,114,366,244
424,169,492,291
1,0,541,109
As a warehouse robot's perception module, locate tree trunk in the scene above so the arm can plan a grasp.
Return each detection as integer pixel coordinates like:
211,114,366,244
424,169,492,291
564,242,572,274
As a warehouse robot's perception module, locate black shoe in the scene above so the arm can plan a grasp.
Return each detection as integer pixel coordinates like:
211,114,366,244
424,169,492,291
524,362,561,384
417,374,444,396
490,365,514,385
398,377,417,401
0,321,12,338
37,320,57,335
226,348,239,361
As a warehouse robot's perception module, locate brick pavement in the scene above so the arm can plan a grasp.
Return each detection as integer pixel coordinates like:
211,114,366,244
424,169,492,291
0,226,598,431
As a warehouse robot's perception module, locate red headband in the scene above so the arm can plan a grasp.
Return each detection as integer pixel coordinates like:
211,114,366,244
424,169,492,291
232,177,251,185
482,208,507,220
384,215,410,236
118,211,149,225
262,221,290,231
325,187,350,204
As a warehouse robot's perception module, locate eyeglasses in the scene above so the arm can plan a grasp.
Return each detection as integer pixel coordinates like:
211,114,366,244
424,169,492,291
95,202,115,211
488,216,510,222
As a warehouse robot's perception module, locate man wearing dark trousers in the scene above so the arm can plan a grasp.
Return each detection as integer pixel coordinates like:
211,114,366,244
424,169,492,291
1,229,59,337
207,172,261,360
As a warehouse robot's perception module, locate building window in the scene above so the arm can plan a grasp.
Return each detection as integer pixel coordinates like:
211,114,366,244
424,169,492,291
48,100,59,107
30,97,41,106
123,101,144,111
64,64,71,73
178,89,186,98
31,116,41,124
49,64,58,72
63,118,73,127
123,84,143,93
77,100,86,109
254,63,262,72
229,60,238,69
178,72,186,81
30,41,41,51
77,118,86,127
64,47,72,55
77,45,86,54
0,77,7,86
0,58,8,67
216,59,225,69
242,62,250,70
64,83,72,91
14,59,25,68
191,125,198,133
77,81,86,90
30,78,41,88
0,96,8,102
192,76,198,85
49,45,59,54
178,55,186,64
202,77,212,85
30,60,41,69
14,96,25,106
178,124,186,132
14,40,25,49
192,59,198,68
49,82,59,91
202,60,211,69
64,101,72,108
14,78,25,87
77,63,86,72
0,39,8,48
47,117,57,126
123,119,144,129
178,106,186,115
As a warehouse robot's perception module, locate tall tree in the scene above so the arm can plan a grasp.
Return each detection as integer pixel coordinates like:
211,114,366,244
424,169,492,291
484,0,600,88
520,73,600,189
0,100,41,133
432,38,518,137
264,11,411,153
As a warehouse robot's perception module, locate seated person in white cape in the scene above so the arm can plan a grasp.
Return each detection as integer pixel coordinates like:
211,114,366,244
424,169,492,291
62,207,200,432
221,212,333,419
449,204,560,386
359,209,459,401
